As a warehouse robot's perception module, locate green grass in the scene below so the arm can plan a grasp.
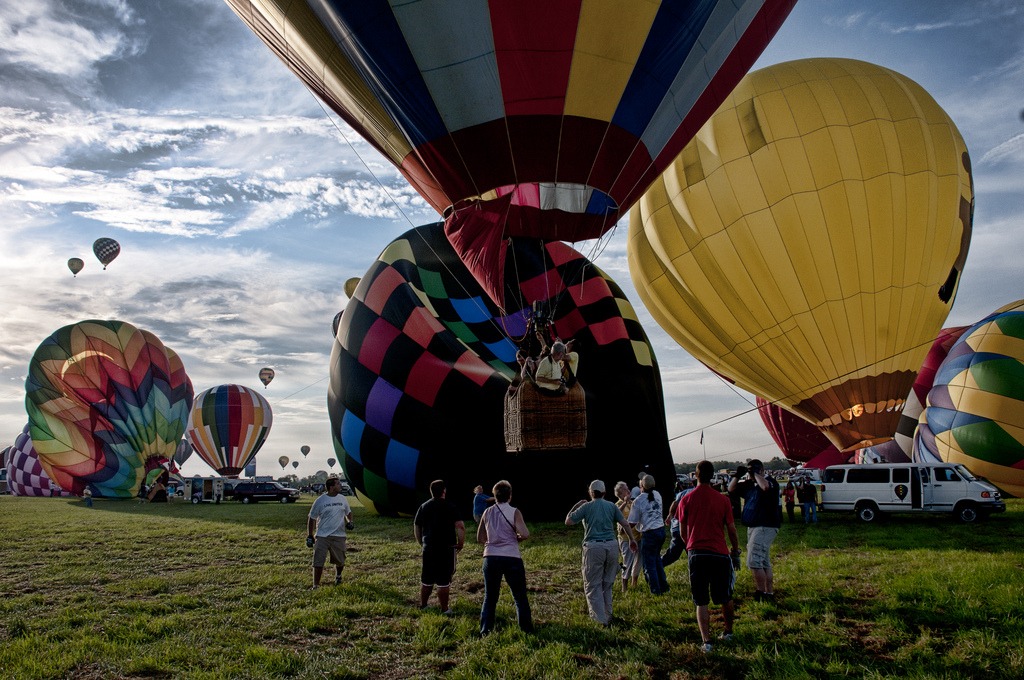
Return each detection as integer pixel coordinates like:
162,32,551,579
0,496,1022,679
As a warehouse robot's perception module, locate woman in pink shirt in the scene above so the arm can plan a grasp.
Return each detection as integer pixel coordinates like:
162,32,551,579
477,480,534,634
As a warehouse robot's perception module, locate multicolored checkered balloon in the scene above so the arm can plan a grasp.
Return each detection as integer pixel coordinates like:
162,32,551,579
329,223,674,518
915,300,1024,496
7,424,72,497
25,320,194,498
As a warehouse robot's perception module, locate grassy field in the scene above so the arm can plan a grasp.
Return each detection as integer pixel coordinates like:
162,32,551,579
0,495,1021,679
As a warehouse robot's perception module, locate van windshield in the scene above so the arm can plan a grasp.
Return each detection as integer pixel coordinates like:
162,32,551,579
954,465,977,481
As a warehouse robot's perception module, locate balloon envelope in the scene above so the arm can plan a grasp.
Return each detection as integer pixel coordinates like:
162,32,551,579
300,445,310,457
756,397,840,466
329,222,673,518
25,320,194,498
68,258,84,277
258,367,275,387
226,0,796,303
326,458,336,468
172,438,193,467
187,384,273,478
92,238,120,269
629,58,973,452
278,456,289,469
915,300,1024,497
292,460,299,469
7,424,72,497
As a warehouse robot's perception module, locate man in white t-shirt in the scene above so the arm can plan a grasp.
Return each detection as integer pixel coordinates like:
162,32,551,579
307,477,353,588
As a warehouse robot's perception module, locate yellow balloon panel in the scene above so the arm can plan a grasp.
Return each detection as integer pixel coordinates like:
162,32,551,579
629,59,973,451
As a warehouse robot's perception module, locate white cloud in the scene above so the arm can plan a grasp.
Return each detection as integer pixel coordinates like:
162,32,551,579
0,1,141,79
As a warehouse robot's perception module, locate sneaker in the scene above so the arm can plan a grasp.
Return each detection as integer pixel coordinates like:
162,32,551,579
701,642,713,654
719,633,733,642
441,609,454,616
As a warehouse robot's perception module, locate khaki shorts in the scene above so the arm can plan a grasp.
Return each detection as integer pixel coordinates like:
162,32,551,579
312,536,347,568
746,527,778,570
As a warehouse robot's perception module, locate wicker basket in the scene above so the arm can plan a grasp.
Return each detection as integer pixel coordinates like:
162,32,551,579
505,381,587,452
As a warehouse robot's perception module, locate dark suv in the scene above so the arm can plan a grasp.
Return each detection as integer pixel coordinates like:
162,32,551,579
232,482,300,504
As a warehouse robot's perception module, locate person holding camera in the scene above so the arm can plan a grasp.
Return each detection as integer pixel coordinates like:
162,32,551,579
728,459,781,602
679,460,741,653
414,480,465,613
566,480,637,627
306,476,354,588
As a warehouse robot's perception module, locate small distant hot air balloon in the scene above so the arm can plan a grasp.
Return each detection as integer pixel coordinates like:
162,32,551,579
327,458,336,468
67,258,84,277
278,455,289,469
92,238,120,270
291,460,299,469
172,438,194,467
258,367,275,388
300,445,310,457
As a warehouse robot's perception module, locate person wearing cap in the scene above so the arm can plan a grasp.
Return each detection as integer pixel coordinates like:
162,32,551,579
533,340,579,395
566,480,636,627
728,459,781,602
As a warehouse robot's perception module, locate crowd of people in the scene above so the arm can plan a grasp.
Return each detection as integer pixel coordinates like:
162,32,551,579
304,461,814,651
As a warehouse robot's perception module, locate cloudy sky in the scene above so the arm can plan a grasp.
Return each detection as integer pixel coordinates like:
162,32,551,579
1,0,1021,478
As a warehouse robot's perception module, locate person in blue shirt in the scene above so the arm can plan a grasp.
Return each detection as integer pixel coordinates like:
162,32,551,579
472,485,494,522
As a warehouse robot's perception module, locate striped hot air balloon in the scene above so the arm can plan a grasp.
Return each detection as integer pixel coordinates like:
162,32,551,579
226,0,796,306
187,384,272,478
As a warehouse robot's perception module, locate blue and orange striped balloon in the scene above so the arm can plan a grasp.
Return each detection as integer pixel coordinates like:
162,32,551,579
186,384,273,478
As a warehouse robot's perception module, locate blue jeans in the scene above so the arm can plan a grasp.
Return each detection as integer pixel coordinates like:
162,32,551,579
801,501,817,523
480,556,533,634
662,524,685,567
640,527,669,594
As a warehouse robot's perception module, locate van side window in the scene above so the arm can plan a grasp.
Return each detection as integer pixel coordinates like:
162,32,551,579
935,468,960,482
823,469,846,483
847,469,890,484
892,468,910,483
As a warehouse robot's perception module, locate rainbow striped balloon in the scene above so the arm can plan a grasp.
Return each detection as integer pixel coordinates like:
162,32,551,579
186,384,272,478
25,320,194,498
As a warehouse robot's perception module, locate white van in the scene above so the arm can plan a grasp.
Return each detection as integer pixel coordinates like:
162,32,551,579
821,463,1005,523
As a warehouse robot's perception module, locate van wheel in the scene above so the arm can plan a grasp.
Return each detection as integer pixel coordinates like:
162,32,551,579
955,502,979,523
279,496,288,504
241,496,251,504
191,497,200,505
856,502,880,523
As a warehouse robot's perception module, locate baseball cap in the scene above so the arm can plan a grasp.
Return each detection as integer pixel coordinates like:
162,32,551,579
589,479,606,494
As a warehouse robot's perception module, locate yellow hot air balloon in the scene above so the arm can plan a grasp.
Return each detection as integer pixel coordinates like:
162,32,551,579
629,58,973,452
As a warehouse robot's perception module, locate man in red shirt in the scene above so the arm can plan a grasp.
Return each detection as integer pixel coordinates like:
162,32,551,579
678,460,741,653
